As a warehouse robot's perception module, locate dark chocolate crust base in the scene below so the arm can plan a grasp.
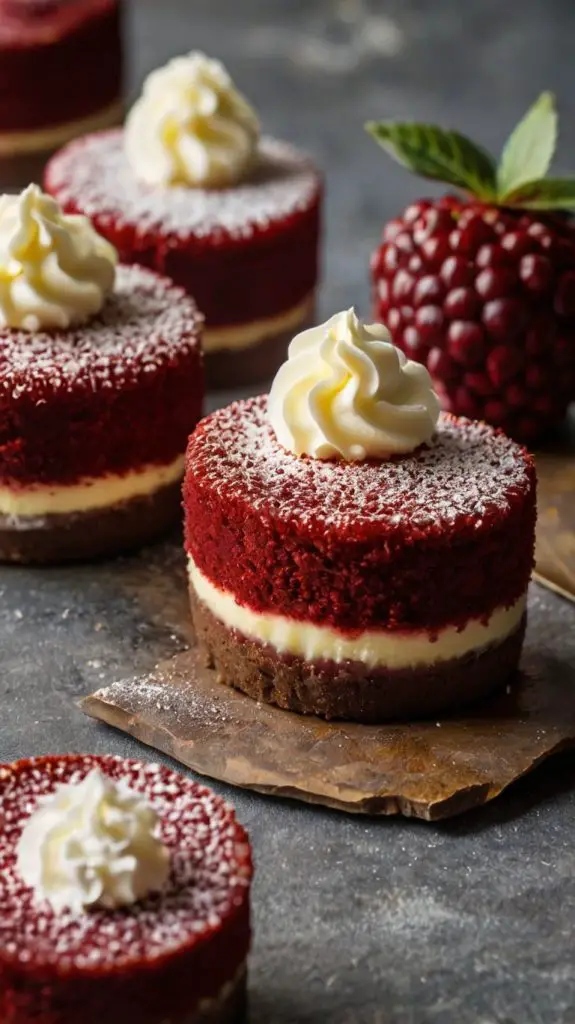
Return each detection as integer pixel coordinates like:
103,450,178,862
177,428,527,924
205,302,315,390
190,589,527,722
0,479,182,565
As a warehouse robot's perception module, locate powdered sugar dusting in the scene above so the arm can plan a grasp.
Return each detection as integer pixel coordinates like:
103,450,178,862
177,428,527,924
46,131,321,241
0,264,202,399
96,668,231,728
0,755,251,970
187,396,534,535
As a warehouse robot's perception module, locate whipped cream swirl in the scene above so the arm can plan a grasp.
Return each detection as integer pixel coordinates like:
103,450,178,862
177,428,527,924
16,768,170,913
268,308,440,460
125,52,260,189
0,185,117,332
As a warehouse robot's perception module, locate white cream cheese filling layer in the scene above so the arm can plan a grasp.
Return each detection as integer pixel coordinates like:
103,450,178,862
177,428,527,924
188,556,527,670
202,293,315,353
0,455,184,518
0,99,123,157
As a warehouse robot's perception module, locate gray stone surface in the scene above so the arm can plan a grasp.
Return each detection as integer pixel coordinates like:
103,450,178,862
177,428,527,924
1,1,575,1021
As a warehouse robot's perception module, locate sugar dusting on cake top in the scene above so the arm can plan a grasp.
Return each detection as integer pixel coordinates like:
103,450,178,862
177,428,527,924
187,395,535,535
0,755,251,970
0,264,202,400
45,132,321,241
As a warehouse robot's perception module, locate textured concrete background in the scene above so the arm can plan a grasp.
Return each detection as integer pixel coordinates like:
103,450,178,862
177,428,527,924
2,2,575,1021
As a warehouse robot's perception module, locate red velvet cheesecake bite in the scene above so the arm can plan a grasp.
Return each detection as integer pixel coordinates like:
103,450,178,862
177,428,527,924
184,309,536,722
0,0,123,186
0,185,203,563
0,753,252,1024
44,52,322,389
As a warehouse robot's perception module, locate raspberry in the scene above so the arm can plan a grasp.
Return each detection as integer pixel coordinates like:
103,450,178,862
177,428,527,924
454,386,482,419
402,326,424,358
387,308,402,333
484,399,509,423
464,371,496,397
427,347,458,380
414,305,445,346
392,269,414,302
421,235,451,268
447,321,485,365
372,197,575,442
555,336,575,367
476,244,510,269
501,231,534,257
383,246,400,273
506,383,530,408
475,267,518,301
487,346,523,387
444,287,481,320
413,275,445,307
403,200,431,224
456,217,494,255
368,96,575,441
525,312,557,355
519,254,553,293
395,232,415,254
554,271,575,317
526,364,551,390
482,297,526,342
440,256,473,288
383,219,404,242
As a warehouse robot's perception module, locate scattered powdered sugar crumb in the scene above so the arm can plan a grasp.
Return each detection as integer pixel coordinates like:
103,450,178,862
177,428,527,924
0,265,202,397
187,396,533,533
0,755,251,969
96,670,231,727
46,132,321,240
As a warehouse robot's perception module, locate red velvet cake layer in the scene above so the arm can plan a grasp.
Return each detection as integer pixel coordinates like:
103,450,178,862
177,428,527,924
183,397,536,633
0,754,252,1024
0,265,203,486
0,1,122,133
45,132,322,328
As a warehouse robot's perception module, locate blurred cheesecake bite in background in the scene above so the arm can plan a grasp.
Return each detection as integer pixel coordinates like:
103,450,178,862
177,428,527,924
0,186,204,563
0,0,123,188
45,50,323,390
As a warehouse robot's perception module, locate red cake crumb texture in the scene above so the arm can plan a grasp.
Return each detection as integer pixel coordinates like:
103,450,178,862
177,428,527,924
0,754,252,1024
184,395,536,633
0,264,204,487
0,1,122,134
44,132,322,327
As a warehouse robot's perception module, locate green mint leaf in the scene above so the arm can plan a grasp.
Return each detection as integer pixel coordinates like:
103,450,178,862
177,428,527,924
502,177,575,210
366,121,498,200
497,92,557,198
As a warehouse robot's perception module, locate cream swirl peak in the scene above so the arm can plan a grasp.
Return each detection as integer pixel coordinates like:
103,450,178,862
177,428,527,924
125,51,260,189
16,768,170,913
0,184,117,331
268,308,441,460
